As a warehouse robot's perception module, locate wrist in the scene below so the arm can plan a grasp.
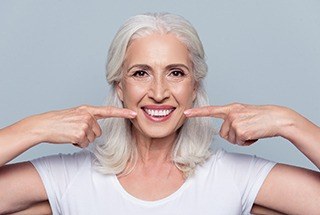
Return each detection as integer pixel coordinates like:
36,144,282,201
13,115,46,146
0,116,45,166
274,106,297,139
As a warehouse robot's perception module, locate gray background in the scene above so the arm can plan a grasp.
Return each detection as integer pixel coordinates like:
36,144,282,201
0,0,319,170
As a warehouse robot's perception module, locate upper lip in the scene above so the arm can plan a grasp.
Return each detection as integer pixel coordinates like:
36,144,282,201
141,105,176,110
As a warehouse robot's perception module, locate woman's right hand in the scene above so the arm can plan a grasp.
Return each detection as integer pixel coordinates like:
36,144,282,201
1,105,136,166
0,105,137,213
26,105,137,148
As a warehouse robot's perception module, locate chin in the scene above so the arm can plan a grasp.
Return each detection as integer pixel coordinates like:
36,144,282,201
130,109,186,139
131,121,181,140
140,127,177,139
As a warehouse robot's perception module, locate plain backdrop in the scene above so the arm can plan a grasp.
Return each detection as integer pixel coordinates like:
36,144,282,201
0,0,319,170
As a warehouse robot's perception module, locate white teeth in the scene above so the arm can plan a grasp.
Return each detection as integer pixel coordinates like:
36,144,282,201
144,108,174,117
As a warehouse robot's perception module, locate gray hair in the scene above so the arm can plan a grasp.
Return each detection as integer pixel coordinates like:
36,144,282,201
93,13,214,178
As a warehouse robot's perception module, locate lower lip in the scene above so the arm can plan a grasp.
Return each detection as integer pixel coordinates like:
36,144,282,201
142,109,174,122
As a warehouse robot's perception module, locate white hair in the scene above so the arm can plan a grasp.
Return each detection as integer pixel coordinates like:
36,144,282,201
93,13,215,178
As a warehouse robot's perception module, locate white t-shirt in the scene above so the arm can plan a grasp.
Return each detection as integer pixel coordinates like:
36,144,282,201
31,149,276,215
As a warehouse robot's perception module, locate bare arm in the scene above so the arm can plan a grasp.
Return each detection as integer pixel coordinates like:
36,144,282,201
185,104,320,168
7,201,52,215
255,163,320,214
0,117,41,167
0,105,136,213
251,204,285,215
279,108,320,168
0,105,137,166
185,103,320,213
0,162,48,214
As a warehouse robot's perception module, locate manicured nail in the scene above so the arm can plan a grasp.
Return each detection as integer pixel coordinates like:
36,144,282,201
184,110,191,116
130,111,137,116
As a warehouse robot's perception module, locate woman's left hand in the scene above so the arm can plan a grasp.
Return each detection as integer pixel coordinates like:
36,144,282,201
185,103,320,214
184,103,295,146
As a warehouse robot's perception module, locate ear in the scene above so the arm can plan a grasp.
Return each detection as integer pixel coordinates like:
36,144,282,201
116,82,124,101
192,82,198,102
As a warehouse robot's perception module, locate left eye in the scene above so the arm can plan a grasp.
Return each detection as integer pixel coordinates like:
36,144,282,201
170,70,185,77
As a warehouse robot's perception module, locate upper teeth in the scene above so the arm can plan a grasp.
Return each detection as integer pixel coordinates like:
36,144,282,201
144,109,173,117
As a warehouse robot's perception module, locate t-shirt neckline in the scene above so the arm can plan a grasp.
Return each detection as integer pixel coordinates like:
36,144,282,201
111,174,192,206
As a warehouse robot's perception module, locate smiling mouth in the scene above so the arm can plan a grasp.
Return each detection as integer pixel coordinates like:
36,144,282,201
143,108,174,117
141,106,176,118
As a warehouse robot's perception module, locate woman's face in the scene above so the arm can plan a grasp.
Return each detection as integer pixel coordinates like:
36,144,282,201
117,33,197,139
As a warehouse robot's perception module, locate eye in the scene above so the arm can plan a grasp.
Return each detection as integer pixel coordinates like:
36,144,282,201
170,70,185,77
132,70,148,77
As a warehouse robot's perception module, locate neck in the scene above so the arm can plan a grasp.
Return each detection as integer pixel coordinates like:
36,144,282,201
132,128,177,165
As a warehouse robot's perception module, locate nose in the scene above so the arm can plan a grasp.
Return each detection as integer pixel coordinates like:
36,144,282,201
148,76,170,103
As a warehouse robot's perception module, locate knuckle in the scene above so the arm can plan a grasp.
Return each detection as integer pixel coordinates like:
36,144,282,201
231,103,245,111
230,102,240,106
78,105,89,110
76,130,86,140
76,105,92,115
71,135,79,144
236,140,245,146
235,127,244,137
75,106,85,113
237,129,250,140
235,102,244,108
219,129,224,137
80,123,90,131
244,132,252,141
87,132,94,141
82,114,92,122
96,128,102,137
230,120,238,129
228,137,236,144
219,129,228,139
228,113,237,121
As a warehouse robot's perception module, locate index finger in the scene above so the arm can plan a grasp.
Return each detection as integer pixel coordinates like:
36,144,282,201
184,105,230,119
87,106,137,119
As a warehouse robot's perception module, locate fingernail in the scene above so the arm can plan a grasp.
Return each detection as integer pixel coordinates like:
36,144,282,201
184,110,191,116
130,111,137,117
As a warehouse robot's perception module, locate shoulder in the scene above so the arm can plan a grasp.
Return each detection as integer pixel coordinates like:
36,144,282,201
31,149,93,166
194,149,276,213
196,148,276,185
29,149,108,214
201,148,275,170
30,149,95,182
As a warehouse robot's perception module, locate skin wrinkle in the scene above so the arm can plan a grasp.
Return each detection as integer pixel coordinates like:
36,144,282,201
113,34,196,201
117,35,195,150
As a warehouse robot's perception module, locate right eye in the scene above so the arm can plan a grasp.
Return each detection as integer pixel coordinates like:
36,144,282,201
132,70,148,77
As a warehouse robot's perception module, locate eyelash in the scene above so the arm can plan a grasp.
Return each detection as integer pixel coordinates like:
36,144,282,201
131,69,186,78
170,70,185,77
132,70,148,77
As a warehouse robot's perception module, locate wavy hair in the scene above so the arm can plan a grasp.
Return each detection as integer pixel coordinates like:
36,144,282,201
93,13,214,178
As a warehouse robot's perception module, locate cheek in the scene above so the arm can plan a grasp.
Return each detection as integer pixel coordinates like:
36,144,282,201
122,83,147,108
171,84,195,107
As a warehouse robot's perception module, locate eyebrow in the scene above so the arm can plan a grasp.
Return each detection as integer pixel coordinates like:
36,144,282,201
127,64,151,72
127,64,190,72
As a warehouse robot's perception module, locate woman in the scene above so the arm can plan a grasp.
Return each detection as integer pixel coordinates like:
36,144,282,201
0,13,319,215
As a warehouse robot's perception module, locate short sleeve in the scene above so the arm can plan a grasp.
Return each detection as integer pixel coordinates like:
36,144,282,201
30,150,92,214
219,150,276,214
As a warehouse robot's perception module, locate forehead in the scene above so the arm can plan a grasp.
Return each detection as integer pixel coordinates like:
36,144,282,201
124,34,191,68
